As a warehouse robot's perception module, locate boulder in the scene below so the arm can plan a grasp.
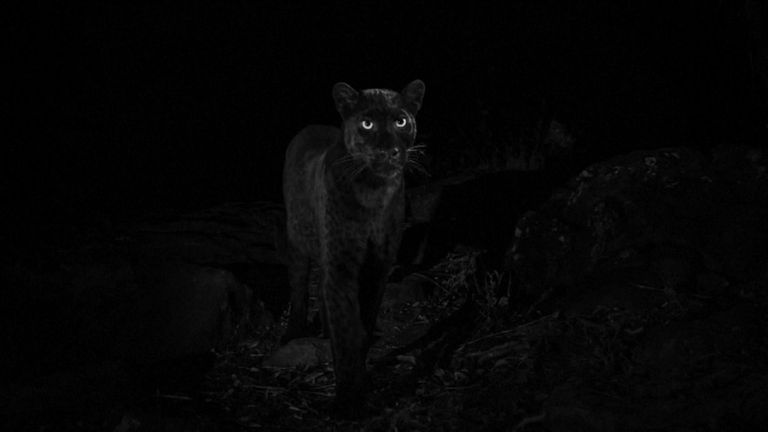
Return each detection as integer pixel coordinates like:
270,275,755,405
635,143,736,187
1,201,287,417
508,146,768,304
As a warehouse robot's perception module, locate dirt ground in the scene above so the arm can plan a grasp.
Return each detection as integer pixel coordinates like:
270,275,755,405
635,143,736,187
16,248,761,432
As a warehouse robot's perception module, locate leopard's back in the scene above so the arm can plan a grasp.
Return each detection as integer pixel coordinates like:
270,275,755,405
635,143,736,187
282,125,340,256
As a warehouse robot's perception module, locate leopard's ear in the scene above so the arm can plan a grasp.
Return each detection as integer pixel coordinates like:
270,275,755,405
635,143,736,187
401,80,425,115
332,82,359,118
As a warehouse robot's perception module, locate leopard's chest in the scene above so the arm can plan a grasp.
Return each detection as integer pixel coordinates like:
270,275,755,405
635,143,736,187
320,186,404,253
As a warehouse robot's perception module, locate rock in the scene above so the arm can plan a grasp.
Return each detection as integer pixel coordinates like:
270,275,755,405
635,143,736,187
403,168,573,269
508,146,768,304
1,201,287,418
129,201,289,314
511,145,768,431
111,261,247,365
263,337,332,368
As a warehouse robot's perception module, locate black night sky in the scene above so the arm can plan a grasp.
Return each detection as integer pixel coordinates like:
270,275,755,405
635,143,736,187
6,1,765,230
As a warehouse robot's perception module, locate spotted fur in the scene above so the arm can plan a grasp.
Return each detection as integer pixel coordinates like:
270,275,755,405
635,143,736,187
282,80,425,417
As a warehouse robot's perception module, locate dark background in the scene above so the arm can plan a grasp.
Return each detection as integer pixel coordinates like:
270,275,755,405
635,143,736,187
5,1,767,232
3,3,768,428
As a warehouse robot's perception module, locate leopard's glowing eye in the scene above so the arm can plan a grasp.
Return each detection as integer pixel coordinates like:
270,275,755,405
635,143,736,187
361,120,374,130
395,117,408,128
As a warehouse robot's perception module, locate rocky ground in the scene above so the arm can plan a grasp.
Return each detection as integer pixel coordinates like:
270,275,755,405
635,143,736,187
2,145,767,431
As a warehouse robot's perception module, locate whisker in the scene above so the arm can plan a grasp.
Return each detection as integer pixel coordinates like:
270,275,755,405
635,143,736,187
406,151,426,164
333,154,356,166
406,145,427,164
331,153,369,181
405,159,430,177
350,163,367,179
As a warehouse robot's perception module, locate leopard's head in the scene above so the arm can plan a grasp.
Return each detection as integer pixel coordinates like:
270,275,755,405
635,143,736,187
332,80,425,180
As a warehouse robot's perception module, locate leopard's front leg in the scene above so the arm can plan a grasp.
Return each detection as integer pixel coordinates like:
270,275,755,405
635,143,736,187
320,235,369,418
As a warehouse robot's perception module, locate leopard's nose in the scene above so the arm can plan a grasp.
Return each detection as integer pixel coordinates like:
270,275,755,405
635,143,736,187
374,150,393,162
377,148,399,160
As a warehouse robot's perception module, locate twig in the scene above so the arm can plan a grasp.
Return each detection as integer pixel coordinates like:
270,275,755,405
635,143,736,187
512,412,546,431
461,312,559,348
153,393,193,401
